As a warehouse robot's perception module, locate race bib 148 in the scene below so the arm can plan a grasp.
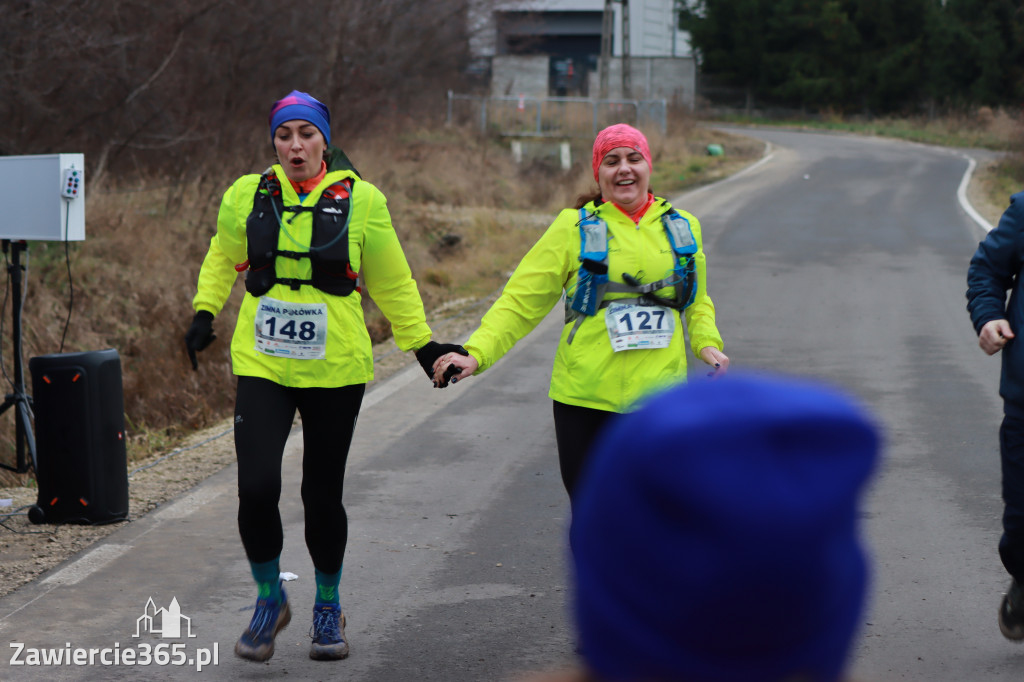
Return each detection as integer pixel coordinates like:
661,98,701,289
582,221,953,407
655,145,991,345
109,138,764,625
254,297,328,360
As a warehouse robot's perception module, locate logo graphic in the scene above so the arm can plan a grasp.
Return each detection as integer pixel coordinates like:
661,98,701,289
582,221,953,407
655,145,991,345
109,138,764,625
134,597,196,639
10,596,217,671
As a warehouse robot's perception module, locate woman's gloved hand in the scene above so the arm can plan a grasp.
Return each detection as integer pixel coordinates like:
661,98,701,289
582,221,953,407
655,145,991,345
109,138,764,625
184,310,216,370
415,341,468,387
432,351,479,388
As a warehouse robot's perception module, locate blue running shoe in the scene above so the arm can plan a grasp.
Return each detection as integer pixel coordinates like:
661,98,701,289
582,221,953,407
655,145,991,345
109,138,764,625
309,603,349,660
235,583,292,662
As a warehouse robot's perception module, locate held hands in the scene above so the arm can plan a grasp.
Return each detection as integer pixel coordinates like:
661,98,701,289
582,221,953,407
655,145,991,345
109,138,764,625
184,310,216,370
415,341,470,388
699,346,729,380
432,352,479,387
980,319,1015,355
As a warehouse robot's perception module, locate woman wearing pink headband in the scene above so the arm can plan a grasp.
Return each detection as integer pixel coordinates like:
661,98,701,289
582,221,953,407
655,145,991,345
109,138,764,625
433,123,728,501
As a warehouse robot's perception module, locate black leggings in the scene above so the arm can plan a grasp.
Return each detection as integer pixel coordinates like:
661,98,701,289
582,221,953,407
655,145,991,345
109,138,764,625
552,400,618,500
234,376,364,574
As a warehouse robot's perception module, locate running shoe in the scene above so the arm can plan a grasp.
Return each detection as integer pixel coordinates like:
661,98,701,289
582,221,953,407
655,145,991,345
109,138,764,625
309,603,349,660
999,579,1024,641
235,583,292,661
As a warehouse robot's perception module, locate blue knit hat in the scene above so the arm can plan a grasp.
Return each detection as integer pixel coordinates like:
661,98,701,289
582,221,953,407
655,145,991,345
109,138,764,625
570,373,881,682
269,90,331,146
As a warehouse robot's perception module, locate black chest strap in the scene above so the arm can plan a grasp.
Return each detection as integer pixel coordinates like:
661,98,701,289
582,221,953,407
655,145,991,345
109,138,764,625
243,172,359,296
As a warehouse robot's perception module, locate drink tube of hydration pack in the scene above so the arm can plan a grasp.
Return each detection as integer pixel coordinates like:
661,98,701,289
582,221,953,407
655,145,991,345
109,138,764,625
622,272,679,308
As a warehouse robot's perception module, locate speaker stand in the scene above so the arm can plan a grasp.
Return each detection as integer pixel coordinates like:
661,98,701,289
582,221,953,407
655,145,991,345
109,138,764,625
0,240,37,474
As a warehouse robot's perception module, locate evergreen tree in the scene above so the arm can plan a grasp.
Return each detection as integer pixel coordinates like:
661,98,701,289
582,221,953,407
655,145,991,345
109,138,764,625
682,0,1022,113
679,0,773,111
762,0,859,111
920,0,975,112
842,0,938,114
944,0,1024,106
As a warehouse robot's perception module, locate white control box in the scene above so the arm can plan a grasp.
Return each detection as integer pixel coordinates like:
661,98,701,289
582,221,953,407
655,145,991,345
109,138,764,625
0,153,85,241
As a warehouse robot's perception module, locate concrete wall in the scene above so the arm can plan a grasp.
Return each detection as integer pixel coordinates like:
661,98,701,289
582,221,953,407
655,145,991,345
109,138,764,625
589,57,696,108
490,55,551,98
489,53,695,107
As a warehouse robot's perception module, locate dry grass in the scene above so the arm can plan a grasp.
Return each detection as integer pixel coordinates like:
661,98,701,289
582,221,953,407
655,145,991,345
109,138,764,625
720,106,1023,153
965,110,1024,225
0,117,763,485
970,162,1021,226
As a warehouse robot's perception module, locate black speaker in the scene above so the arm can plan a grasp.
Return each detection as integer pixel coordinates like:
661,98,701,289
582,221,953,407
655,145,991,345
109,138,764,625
27,348,129,524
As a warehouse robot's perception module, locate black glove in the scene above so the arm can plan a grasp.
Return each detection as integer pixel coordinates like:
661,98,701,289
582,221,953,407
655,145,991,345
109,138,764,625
414,341,468,381
184,310,216,370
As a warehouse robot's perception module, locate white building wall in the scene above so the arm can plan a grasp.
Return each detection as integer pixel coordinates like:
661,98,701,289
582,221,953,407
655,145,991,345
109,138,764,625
472,0,696,106
495,0,603,10
469,0,499,58
644,0,675,55
471,0,692,58
619,0,690,57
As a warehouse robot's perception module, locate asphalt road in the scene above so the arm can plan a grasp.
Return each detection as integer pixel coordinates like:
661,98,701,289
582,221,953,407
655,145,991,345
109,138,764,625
693,127,1014,680
0,126,1017,680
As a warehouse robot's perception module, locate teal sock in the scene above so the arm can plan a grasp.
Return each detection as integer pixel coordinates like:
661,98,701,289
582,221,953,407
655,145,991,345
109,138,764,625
250,558,282,601
315,567,342,606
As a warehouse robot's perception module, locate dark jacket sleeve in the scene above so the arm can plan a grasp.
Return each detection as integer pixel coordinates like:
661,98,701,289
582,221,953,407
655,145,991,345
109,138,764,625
967,192,1024,334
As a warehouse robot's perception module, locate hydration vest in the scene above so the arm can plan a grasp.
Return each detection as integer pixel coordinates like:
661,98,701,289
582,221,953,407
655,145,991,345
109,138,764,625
243,170,359,297
565,205,698,343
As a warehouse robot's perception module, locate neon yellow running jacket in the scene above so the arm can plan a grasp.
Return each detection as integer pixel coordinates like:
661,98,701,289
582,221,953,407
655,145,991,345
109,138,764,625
464,197,724,413
192,166,432,387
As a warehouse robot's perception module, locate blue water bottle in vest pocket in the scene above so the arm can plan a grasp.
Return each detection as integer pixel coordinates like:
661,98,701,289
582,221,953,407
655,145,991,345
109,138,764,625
570,209,610,317
571,258,609,317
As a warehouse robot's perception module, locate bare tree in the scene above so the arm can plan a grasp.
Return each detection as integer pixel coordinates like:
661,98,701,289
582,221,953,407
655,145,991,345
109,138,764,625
0,0,482,183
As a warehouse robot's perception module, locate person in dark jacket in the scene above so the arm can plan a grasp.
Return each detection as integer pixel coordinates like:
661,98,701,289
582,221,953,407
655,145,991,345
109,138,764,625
966,190,1024,641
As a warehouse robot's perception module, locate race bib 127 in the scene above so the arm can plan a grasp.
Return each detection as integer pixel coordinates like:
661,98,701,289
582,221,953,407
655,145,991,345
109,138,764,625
604,302,675,352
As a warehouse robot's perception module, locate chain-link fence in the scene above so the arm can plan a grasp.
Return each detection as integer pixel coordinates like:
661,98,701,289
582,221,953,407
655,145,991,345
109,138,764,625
446,91,667,138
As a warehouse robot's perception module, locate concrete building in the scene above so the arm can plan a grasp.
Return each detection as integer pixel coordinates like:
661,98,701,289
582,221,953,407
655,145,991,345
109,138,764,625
469,0,695,107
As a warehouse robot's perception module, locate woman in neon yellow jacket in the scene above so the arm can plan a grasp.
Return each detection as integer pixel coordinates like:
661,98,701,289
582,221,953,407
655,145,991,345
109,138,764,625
433,124,728,500
184,91,464,665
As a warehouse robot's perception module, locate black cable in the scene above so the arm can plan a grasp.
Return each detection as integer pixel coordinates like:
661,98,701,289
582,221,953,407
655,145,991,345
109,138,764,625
0,506,53,534
59,202,74,353
0,520,53,534
0,504,32,516
17,248,33,433
0,244,11,390
128,426,233,478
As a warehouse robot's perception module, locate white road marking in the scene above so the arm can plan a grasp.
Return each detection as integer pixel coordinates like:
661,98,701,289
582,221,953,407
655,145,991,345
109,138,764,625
40,544,132,586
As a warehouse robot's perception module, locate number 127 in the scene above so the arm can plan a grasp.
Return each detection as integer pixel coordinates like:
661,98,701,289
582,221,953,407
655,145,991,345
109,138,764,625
618,310,664,331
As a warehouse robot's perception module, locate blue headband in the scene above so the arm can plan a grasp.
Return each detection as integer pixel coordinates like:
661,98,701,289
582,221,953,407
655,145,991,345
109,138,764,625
269,90,331,146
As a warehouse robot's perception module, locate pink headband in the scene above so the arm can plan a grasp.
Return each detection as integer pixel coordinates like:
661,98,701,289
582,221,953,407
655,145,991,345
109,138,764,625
592,123,653,181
